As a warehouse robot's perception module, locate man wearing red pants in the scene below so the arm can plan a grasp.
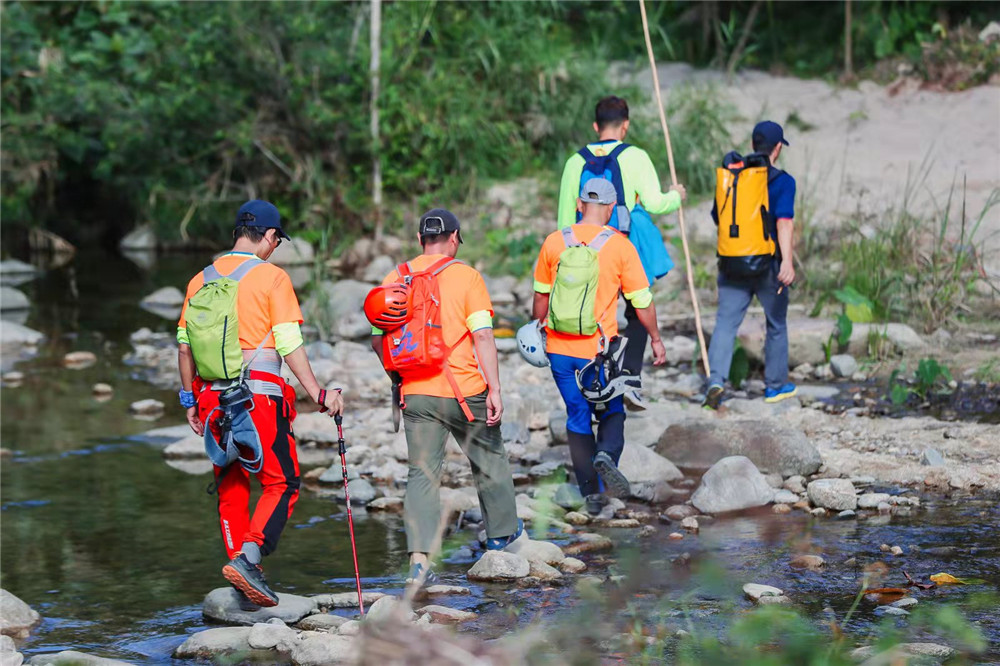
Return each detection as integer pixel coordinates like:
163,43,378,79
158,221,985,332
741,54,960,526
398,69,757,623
176,200,342,608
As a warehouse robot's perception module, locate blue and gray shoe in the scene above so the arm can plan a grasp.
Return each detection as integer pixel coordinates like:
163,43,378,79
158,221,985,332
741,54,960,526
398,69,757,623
764,383,798,403
405,562,439,587
593,451,631,499
485,519,524,551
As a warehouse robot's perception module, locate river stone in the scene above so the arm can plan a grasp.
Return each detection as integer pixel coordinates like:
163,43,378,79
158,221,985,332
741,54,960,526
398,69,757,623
424,585,470,597
63,351,97,369
921,448,946,466
783,475,807,493
302,280,375,340
247,621,298,651
0,287,28,312
27,652,133,666
807,479,858,511
527,560,563,581
558,557,587,574
548,411,568,445
416,605,478,624
772,489,799,505
552,483,584,510
0,323,43,351
617,441,683,485
173,627,266,659
691,456,775,514
313,591,386,609
467,551,530,581
364,596,414,625
789,554,825,569
0,260,37,278
656,419,820,476
291,632,355,666
342,478,376,504
507,537,565,566
501,421,530,446
0,589,41,638
367,496,403,513
297,613,348,632
269,238,315,266
361,255,395,283
163,434,205,459
663,505,699,521
203,587,317,625
129,399,165,417
857,493,891,509
743,583,784,601
851,643,955,662
829,354,858,378
140,286,185,308
849,323,926,355
120,225,156,250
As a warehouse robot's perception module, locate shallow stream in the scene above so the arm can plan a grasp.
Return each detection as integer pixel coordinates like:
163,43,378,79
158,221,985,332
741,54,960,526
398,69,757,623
2,251,998,663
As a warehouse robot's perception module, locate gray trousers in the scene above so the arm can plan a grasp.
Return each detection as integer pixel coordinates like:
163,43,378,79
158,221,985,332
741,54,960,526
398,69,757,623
707,263,790,391
402,392,518,554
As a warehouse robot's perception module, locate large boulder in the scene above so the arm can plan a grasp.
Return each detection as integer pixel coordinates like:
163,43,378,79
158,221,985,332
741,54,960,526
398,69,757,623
0,287,29,312
202,587,317,626
617,441,683,485
303,280,376,340
467,551,530,581
849,323,926,355
506,536,565,566
656,418,820,476
172,627,272,661
0,589,41,638
268,237,315,266
361,255,396,283
690,456,775,514
807,479,858,511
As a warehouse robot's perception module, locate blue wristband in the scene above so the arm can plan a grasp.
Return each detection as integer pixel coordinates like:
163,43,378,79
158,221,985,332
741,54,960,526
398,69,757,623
179,389,196,409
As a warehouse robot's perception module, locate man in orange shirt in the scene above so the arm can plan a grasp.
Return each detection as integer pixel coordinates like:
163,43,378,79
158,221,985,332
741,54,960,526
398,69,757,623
533,180,666,515
371,209,520,585
177,200,342,608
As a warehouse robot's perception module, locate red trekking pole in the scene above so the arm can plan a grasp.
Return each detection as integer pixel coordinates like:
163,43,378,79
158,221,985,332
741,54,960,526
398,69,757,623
335,414,365,615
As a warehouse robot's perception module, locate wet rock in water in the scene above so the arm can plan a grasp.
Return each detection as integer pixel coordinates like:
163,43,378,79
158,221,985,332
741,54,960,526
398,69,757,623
527,560,563,581
507,537,565,566
807,479,858,511
247,620,298,651
416,605,478,624
829,354,858,378
921,448,946,466
529,461,562,478
27,651,134,665
892,597,919,609
558,557,587,574
890,545,904,556
203,587,317,625
173,627,267,660
772,504,792,514
2,372,24,387
837,510,856,519
0,286,29,311
681,517,699,532
605,518,641,528
467,551,530,581
424,585,470,597
0,322,44,349
772,489,799,504
663,504,699,521
342,478,377,504
564,511,590,526
874,605,910,617
367,496,403,513
810,507,828,517
91,383,114,398
552,483,584,510
140,286,185,310
364,596,415,625
119,224,156,251
62,351,97,369
563,533,614,556
669,532,684,540
0,589,41,638
0,635,21,666
743,583,788,605
782,475,806,493
290,631,355,665
129,399,165,417
163,434,206,459
617,441,683,486
656,419,820,476
857,493,891,509
548,411,568,444
297,613,348,632
313,591,386,610
851,643,954,662
638,525,657,538
691,456,775,514
789,554,825,569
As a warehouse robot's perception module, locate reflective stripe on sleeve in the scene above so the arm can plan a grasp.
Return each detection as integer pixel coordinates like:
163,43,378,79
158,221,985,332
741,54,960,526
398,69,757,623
533,279,552,294
624,287,653,309
466,310,493,333
273,321,304,356
176,326,190,345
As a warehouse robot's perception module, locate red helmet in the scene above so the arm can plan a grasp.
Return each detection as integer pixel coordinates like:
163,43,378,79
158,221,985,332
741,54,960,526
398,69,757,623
364,284,410,329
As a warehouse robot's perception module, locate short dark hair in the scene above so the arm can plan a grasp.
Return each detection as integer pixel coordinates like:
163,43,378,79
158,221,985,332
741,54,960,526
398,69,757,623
595,96,629,130
233,226,267,243
419,230,459,247
753,136,777,155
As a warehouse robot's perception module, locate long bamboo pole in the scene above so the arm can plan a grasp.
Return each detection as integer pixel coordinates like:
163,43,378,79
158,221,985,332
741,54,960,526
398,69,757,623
639,0,711,377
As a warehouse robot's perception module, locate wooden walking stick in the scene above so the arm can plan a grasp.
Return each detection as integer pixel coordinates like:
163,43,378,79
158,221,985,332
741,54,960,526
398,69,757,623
639,0,711,377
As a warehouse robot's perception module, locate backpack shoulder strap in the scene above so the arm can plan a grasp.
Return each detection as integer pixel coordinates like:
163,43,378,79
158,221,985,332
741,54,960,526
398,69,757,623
767,166,786,184
577,146,596,161
587,227,617,252
560,226,582,248
428,258,464,276
607,142,631,160
203,257,264,283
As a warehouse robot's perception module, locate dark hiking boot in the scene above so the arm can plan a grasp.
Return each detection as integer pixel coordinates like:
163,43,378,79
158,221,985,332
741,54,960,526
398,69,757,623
485,518,525,551
702,384,724,411
593,451,630,499
222,553,279,608
585,493,609,516
231,584,261,612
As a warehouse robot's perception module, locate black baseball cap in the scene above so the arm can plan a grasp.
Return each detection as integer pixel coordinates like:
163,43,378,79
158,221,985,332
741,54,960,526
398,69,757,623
419,208,463,244
752,120,790,150
235,200,290,240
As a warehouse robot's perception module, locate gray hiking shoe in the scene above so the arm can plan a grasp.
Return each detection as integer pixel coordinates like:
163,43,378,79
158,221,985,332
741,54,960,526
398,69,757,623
222,553,279,608
623,389,647,411
593,451,631,498
702,384,724,411
585,493,609,516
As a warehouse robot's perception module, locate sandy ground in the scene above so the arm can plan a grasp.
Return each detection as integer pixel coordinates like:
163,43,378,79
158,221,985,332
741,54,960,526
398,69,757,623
618,64,1000,275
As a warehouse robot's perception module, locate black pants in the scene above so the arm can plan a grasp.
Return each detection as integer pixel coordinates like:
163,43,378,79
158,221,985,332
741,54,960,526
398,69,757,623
622,300,647,377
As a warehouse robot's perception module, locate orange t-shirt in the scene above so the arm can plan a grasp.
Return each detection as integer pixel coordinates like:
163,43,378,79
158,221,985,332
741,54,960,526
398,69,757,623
178,253,303,350
534,224,648,359
379,255,494,399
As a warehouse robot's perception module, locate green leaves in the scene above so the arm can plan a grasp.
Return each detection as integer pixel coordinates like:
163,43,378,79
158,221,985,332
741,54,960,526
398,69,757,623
832,286,874,323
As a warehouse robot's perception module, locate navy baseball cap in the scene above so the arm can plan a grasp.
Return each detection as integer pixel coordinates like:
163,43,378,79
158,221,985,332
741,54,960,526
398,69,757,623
419,208,463,244
752,120,790,149
235,200,290,240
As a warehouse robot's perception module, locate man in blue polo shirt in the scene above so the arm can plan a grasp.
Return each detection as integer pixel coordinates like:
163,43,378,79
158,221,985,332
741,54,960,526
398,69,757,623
704,121,797,409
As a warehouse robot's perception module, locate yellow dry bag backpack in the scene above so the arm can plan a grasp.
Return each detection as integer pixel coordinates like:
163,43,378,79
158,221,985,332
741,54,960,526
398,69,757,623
713,152,783,278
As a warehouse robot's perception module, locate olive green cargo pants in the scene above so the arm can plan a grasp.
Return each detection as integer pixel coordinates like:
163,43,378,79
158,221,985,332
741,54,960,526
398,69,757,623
401,392,518,554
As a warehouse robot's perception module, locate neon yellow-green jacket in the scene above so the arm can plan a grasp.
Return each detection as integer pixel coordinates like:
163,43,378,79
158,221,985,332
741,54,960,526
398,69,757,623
557,140,682,230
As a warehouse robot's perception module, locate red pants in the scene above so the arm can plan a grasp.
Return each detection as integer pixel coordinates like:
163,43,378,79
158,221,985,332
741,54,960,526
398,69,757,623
195,373,300,560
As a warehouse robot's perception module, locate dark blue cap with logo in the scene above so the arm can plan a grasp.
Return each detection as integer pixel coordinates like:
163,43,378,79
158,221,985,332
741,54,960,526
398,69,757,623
752,120,790,150
235,200,290,240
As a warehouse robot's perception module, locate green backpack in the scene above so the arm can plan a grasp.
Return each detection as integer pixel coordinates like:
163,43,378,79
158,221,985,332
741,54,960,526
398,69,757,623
548,226,615,336
186,258,264,381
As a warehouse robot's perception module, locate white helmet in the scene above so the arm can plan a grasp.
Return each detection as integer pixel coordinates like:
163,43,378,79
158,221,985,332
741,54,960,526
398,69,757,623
576,336,640,404
516,320,549,368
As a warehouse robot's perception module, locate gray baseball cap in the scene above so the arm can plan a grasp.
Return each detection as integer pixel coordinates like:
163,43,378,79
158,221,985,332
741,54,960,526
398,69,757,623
579,178,617,205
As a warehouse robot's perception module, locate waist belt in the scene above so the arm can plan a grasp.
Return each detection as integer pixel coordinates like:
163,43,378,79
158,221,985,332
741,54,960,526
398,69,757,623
210,376,284,399
243,348,282,375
